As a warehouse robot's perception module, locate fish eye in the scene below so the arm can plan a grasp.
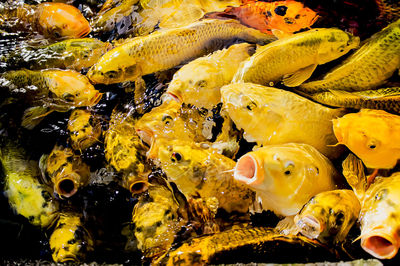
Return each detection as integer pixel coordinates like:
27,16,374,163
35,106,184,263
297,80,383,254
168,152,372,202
162,115,173,125
105,70,118,79
274,5,288,16
63,93,75,102
246,101,257,111
367,139,379,150
284,161,295,176
171,152,182,163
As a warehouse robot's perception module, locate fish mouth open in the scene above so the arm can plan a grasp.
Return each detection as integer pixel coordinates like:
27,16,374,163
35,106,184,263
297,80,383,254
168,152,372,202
129,180,149,195
296,215,322,239
91,92,103,106
234,154,262,185
55,177,78,198
136,128,153,146
361,231,399,259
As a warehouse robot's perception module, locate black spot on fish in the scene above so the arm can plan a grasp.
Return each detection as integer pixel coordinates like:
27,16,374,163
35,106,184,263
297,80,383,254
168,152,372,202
68,238,77,245
42,202,48,208
267,11,272,17
295,14,301,19
335,212,345,226
274,6,288,16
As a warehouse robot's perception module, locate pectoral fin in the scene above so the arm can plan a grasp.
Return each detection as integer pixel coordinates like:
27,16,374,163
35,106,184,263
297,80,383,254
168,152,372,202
21,106,53,130
342,153,367,200
276,216,300,235
283,64,317,87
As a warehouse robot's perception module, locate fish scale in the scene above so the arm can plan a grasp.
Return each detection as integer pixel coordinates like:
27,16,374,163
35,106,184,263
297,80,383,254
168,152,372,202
87,19,275,84
300,19,400,92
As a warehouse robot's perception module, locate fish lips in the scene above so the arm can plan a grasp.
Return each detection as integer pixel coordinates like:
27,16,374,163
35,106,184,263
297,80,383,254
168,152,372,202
361,230,400,259
234,154,264,186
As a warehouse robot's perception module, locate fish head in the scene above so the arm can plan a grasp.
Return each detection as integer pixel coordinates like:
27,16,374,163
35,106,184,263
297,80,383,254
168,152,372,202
36,3,91,39
235,144,321,199
295,190,360,244
333,111,398,169
156,142,206,191
316,29,360,64
48,70,102,108
135,100,182,147
360,177,400,259
50,214,93,263
86,47,139,84
67,109,101,151
167,60,220,108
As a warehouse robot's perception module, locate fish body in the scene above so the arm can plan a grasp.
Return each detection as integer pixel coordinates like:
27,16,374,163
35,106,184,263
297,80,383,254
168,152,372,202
234,143,337,216
333,109,400,169
1,38,111,71
221,83,345,159
156,226,334,265
300,19,400,92
49,212,94,263
342,154,400,259
104,110,150,193
206,0,318,38
1,139,58,227
87,19,276,84
67,109,102,151
294,189,360,244
232,28,359,87
297,88,400,114
132,179,185,258
0,2,91,39
92,0,140,33
155,141,254,213
167,43,255,109
0,69,102,129
45,145,90,198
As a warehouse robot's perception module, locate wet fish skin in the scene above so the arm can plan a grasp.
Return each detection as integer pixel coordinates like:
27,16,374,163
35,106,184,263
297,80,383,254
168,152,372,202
234,143,337,216
0,139,59,228
87,19,276,85
294,189,360,244
342,155,400,260
167,42,255,109
49,212,94,263
67,109,102,151
232,28,359,87
296,88,400,114
300,19,400,92
154,140,254,213
221,83,346,159
333,109,400,169
1,38,111,71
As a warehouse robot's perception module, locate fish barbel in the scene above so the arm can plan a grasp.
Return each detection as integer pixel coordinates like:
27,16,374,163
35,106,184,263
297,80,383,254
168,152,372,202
232,28,359,87
300,18,400,93
87,19,276,85
221,83,346,159
234,143,337,216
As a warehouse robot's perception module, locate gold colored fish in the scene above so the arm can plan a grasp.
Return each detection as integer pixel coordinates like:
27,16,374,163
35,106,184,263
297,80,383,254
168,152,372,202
342,154,400,259
1,38,111,71
333,109,400,169
155,226,335,265
295,87,400,115
67,109,102,151
104,109,150,193
45,145,90,198
232,28,359,87
132,177,186,259
154,140,254,213
1,139,59,228
234,143,337,217
221,83,346,159
294,189,360,244
87,19,276,85
0,2,91,39
0,69,102,129
300,19,400,92
167,43,255,109
49,212,94,263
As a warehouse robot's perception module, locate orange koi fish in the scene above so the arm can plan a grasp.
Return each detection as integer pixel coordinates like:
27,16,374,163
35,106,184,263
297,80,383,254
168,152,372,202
205,0,319,38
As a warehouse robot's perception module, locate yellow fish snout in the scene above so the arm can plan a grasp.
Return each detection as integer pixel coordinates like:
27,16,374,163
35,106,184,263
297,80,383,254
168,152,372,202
234,154,263,186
